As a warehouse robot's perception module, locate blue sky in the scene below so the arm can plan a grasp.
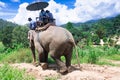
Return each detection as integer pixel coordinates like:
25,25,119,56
0,0,75,19
0,0,120,25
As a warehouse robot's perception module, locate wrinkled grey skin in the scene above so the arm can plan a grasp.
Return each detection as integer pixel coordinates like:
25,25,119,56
29,26,75,73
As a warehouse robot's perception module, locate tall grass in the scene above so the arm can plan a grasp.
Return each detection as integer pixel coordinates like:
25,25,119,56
72,45,120,65
0,64,35,80
0,41,120,66
0,48,33,63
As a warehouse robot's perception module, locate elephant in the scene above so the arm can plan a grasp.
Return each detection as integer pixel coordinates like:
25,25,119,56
28,25,77,73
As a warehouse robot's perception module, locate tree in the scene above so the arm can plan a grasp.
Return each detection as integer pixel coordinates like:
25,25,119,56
1,26,14,48
113,15,120,35
12,26,29,47
81,24,91,31
65,22,74,30
95,24,106,39
65,22,83,44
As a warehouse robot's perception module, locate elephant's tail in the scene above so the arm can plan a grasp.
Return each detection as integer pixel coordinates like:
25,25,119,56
74,43,82,71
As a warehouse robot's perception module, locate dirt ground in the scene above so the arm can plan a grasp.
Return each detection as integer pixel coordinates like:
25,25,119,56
11,62,120,80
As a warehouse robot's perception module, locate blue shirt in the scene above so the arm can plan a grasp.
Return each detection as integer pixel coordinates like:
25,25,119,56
39,11,46,17
46,12,53,19
29,21,36,30
39,11,46,21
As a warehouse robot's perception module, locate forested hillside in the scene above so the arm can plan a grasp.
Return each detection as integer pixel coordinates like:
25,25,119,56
0,19,18,29
0,14,120,50
65,14,120,45
0,19,29,50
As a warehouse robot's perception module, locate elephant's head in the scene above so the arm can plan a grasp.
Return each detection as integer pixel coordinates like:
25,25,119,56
28,30,36,41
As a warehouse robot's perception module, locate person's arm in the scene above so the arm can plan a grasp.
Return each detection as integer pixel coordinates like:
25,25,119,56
35,23,55,31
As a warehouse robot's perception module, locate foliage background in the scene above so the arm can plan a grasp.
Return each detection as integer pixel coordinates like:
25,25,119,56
0,14,120,65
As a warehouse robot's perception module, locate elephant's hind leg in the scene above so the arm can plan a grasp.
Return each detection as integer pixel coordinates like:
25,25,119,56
64,44,73,72
44,50,48,63
64,46,73,67
49,50,68,74
65,52,72,68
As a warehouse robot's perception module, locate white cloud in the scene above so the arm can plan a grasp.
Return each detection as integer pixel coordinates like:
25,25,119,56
9,0,120,25
8,3,39,25
0,1,6,9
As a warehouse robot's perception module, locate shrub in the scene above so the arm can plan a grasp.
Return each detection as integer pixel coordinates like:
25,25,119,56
87,50,98,64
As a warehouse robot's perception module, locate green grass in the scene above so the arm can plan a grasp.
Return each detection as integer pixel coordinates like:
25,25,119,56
0,42,120,66
45,75,60,80
72,45,120,65
96,54,120,66
0,48,33,63
0,42,5,53
0,64,35,80
106,54,120,60
0,42,120,80
97,60,116,66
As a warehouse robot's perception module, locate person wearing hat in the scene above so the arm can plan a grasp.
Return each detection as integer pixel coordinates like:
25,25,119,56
27,17,37,49
28,17,37,30
39,9,46,23
45,10,54,23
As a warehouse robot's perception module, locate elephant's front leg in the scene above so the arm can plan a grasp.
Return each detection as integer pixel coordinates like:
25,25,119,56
30,40,36,65
39,50,48,69
34,42,48,68
35,44,44,64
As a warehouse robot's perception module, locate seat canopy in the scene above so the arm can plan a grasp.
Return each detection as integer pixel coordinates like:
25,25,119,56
26,2,49,11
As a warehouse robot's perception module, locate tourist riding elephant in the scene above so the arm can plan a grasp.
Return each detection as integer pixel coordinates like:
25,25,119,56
28,25,76,73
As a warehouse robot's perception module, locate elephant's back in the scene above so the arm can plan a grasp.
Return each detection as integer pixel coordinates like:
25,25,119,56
50,26,75,44
39,26,74,43
38,26,75,51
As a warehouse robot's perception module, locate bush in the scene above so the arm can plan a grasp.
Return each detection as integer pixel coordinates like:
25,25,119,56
87,50,99,64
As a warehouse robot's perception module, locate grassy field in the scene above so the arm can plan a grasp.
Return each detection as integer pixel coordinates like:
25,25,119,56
72,45,120,66
0,42,35,80
0,42,120,65
0,42,120,79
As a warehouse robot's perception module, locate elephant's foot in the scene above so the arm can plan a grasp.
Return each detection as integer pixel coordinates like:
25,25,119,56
32,62,40,67
67,66,82,72
41,63,48,70
59,67,68,75
67,66,77,73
